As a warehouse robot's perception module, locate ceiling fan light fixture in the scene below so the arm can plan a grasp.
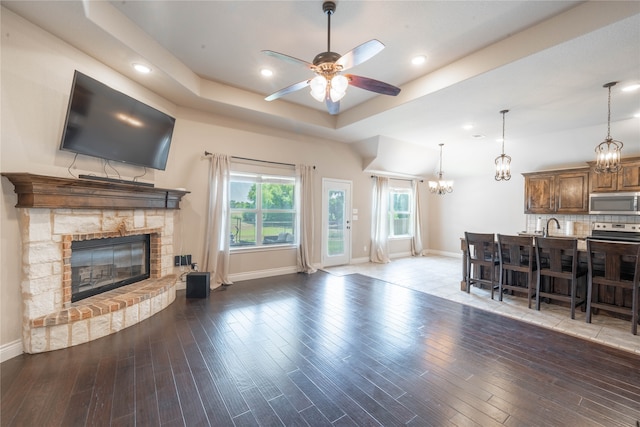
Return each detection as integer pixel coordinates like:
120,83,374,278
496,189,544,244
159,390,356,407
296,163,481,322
262,1,400,114
310,76,327,102
329,75,348,102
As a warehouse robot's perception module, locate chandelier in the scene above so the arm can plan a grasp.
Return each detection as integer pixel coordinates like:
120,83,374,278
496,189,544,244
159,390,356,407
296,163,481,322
594,82,623,174
495,109,512,181
429,143,453,195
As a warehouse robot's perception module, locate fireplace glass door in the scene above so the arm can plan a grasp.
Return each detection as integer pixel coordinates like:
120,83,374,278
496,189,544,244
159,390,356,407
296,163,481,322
71,234,150,302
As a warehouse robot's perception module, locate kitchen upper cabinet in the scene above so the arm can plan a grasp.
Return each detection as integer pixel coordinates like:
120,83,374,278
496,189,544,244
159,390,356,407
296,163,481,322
617,158,640,192
524,173,554,213
555,171,589,212
523,168,589,214
588,157,640,193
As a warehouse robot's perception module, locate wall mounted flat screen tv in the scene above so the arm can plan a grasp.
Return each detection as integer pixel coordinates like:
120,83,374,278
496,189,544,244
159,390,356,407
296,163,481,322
60,70,175,170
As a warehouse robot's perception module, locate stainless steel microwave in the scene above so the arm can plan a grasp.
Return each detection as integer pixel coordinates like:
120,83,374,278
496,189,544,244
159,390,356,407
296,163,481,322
589,192,640,215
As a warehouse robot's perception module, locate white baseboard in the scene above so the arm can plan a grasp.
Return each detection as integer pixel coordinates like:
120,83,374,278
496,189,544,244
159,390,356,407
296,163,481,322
425,249,462,259
229,266,299,282
1,339,23,362
350,257,370,265
390,251,412,259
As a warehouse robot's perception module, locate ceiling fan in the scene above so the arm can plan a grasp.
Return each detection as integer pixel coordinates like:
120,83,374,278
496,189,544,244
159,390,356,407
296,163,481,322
262,1,401,115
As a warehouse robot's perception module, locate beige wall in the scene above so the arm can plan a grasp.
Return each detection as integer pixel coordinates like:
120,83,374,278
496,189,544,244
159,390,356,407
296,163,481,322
164,109,380,276
1,9,428,354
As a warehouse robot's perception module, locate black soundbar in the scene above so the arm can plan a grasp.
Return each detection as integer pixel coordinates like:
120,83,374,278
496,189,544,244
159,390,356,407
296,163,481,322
78,174,154,187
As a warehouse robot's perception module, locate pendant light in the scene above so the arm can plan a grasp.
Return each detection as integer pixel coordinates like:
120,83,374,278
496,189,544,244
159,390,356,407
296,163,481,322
429,143,453,195
495,109,512,181
594,82,623,174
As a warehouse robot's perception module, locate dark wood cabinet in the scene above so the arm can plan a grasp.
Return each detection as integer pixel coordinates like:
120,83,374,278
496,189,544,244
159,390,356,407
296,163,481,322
617,158,640,192
555,171,589,212
588,157,640,193
523,168,589,214
524,173,554,213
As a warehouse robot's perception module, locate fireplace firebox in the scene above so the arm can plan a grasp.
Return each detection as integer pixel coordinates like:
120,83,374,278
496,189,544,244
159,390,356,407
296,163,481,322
71,234,151,302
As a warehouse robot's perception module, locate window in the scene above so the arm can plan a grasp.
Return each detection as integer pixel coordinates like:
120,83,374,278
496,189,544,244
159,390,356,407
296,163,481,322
229,173,296,248
389,188,412,237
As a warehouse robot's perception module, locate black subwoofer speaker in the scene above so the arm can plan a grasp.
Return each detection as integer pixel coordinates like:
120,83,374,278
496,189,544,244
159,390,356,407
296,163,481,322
186,272,210,298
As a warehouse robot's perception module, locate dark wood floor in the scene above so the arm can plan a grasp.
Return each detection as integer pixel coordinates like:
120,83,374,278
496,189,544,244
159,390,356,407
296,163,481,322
2,272,640,426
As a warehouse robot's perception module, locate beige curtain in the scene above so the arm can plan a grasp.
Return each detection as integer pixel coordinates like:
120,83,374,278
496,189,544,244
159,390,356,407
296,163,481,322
370,176,390,263
411,179,424,256
203,153,232,287
296,164,316,273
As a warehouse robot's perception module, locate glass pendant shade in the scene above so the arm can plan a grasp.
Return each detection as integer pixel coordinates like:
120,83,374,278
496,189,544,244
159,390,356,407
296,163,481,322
594,82,623,174
310,76,327,102
495,109,511,181
329,75,348,102
429,143,453,195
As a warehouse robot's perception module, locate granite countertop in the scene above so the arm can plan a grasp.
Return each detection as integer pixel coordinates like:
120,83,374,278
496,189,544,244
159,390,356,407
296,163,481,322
517,232,587,251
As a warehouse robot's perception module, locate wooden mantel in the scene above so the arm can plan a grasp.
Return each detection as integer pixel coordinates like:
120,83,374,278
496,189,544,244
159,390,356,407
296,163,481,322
2,173,189,209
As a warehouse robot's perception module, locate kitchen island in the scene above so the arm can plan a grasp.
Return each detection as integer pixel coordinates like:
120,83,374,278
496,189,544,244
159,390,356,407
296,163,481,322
460,235,636,313
459,235,585,291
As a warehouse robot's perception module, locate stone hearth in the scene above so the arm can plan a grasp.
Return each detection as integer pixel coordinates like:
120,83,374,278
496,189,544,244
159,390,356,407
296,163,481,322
3,173,189,353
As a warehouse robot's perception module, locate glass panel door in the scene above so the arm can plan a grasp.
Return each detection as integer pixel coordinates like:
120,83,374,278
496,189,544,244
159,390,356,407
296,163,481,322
322,179,351,266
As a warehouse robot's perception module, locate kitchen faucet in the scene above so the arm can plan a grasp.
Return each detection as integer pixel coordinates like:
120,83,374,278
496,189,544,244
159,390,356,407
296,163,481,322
543,217,561,237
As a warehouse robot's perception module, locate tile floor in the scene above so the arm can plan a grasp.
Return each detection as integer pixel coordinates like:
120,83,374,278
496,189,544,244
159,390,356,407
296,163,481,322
323,254,640,355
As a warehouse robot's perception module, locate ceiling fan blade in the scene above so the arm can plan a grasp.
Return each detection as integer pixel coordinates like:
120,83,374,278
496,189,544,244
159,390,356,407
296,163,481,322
262,50,314,69
336,39,385,71
265,79,310,101
346,74,401,96
326,98,340,115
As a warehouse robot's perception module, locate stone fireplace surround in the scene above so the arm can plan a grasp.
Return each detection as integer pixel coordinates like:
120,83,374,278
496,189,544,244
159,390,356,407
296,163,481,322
2,173,189,354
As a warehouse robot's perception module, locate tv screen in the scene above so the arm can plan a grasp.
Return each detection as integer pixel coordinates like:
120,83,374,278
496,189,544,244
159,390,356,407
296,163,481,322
60,71,175,171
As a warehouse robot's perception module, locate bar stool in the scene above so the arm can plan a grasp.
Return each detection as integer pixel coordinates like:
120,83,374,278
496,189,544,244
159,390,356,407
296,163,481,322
586,240,640,335
464,232,499,299
534,237,587,319
497,234,537,308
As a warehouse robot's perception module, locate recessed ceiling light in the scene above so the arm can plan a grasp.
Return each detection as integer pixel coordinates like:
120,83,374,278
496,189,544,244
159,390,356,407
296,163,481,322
471,134,485,139
634,111,640,118
260,68,273,77
411,55,427,65
132,63,151,74
622,83,640,92
462,124,474,130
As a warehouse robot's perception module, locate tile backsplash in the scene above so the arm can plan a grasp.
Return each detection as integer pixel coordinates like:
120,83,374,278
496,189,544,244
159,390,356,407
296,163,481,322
525,214,640,238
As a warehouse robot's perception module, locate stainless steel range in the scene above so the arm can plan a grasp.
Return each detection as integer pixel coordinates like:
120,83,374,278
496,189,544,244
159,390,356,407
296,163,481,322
589,222,640,243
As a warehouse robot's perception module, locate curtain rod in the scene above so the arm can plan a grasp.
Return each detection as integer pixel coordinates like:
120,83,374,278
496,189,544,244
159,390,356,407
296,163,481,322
371,175,423,183
203,152,315,169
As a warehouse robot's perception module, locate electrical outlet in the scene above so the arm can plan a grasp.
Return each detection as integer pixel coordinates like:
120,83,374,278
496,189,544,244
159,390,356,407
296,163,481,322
174,255,192,266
